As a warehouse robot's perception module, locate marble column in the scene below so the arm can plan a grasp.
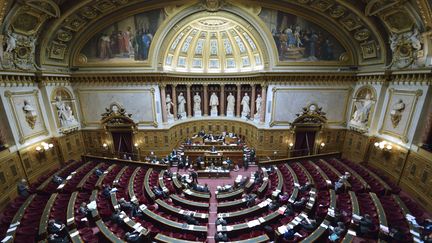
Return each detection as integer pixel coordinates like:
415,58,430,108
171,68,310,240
236,84,241,117
260,84,267,123
160,84,167,123
220,84,225,116
172,84,177,119
186,84,192,118
250,84,256,119
203,84,209,116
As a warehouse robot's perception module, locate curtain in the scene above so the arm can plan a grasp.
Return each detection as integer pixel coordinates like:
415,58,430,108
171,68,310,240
294,131,316,156
111,131,133,157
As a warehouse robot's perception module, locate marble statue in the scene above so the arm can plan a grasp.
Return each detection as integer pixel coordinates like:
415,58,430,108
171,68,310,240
255,94,262,116
226,92,235,113
5,32,17,53
390,99,405,128
64,105,78,125
23,100,37,129
241,93,250,117
177,92,186,118
166,94,174,117
193,92,201,114
350,93,374,126
210,92,219,115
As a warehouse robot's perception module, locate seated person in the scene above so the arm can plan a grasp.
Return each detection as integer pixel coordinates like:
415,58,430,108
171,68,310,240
216,217,227,226
226,157,233,167
78,202,91,218
422,219,432,235
203,184,209,193
355,214,374,236
119,198,134,211
164,170,172,178
184,213,199,225
284,203,295,217
329,221,346,241
48,219,67,237
52,175,63,185
47,233,68,243
300,218,317,231
94,168,103,177
125,230,142,243
153,186,167,198
233,164,240,172
269,199,280,211
387,227,405,241
298,182,312,193
210,145,217,152
111,210,123,225
278,192,289,204
245,194,256,207
102,184,112,198
334,180,344,192
17,179,30,198
198,130,205,137
215,232,228,242
283,228,303,241
293,197,307,210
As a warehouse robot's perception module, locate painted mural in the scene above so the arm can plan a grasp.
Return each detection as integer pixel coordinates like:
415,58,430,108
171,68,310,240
80,9,165,63
259,8,346,62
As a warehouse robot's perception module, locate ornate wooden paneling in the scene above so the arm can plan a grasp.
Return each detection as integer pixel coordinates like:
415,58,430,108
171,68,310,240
400,149,432,212
57,131,85,162
0,150,26,211
342,130,371,163
368,144,409,181
319,129,346,154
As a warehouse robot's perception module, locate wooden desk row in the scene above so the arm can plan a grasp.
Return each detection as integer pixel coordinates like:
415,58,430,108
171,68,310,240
82,154,169,169
38,193,58,240
217,198,272,222
36,161,77,192
216,188,244,201
217,196,252,212
156,199,208,222
170,194,209,210
2,194,36,243
56,162,91,191
332,159,370,190
139,204,207,235
341,191,360,243
318,159,352,189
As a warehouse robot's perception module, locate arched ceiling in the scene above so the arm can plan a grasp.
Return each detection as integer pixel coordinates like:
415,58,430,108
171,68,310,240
0,0,430,73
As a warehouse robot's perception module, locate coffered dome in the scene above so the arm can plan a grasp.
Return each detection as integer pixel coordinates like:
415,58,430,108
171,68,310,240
163,16,265,73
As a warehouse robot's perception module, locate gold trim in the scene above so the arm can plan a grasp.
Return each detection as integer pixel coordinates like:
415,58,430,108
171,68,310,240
77,88,158,127
378,89,423,143
270,87,351,127
4,89,49,144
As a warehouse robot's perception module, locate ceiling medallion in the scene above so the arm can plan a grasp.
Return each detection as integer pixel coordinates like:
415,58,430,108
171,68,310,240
201,0,225,12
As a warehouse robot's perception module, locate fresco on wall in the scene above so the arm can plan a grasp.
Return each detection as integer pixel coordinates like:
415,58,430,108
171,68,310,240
259,8,346,62
80,9,165,63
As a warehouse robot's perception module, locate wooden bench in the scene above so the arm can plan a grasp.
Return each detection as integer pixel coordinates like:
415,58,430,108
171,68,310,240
285,164,299,203
318,159,352,189
307,160,333,187
257,169,269,197
154,233,205,243
217,198,272,222
128,167,141,204
332,159,370,190
183,188,210,202
95,164,116,189
370,192,389,239
76,164,102,190
301,219,331,242
2,194,36,243
216,188,244,201
392,195,422,242
156,199,208,222
66,191,78,229
217,196,251,212
341,191,360,243
169,194,209,210
296,162,315,185
38,193,58,240
228,234,270,243
56,162,91,191
36,161,77,192
144,168,156,200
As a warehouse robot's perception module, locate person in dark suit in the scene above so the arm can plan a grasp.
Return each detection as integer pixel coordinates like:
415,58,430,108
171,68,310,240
47,233,68,243
190,170,198,184
293,197,307,210
48,219,68,237
52,175,63,185
299,182,312,193
243,155,249,170
356,214,374,236
300,218,317,231
94,168,103,177
78,202,91,218
184,213,199,225
216,217,227,226
215,232,228,242
17,179,30,197
102,184,112,198
125,230,142,242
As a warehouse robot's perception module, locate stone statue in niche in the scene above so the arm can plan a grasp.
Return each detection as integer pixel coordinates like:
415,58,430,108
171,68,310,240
55,96,78,127
166,94,174,118
209,92,219,116
226,92,235,116
241,93,250,118
255,94,262,117
350,93,374,127
22,100,37,129
177,92,187,119
390,99,405,128
193,92,201,117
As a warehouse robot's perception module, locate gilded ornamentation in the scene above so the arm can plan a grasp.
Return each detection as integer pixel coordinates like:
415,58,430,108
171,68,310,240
389,28,423,69
93,0,116,13
329,6,346,18
340,14,362,31
0,31,37,70
354,29,371,41
49,42,67,60
382,9,414,34
310,0,333,12
293,104,327,125
80,7,99,19
201,0,225,12
101,103,136,128
390,99,405,128
64,16,87,32
360,41,377,59
57,30,73,42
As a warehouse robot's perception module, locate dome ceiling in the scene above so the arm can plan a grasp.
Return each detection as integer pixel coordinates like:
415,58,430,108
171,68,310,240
163,17,264,73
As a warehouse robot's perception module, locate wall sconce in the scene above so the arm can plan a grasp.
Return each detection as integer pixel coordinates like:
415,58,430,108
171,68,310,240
288,142,294,150
374,141,392,151
134,143,139,148
320,142,326,148
36,142,54,153
102,143,108,150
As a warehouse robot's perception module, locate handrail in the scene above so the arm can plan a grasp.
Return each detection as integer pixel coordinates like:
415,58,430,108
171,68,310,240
82,154,169,169
258,152,342,166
